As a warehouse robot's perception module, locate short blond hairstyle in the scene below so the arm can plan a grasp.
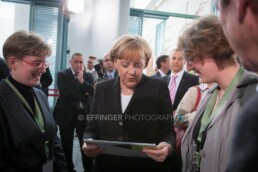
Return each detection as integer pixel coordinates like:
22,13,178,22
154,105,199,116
109,34,152,68
177,15,234,69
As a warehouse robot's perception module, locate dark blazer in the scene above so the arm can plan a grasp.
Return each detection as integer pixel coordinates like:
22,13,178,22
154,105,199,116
228,93,258,172
151,71,162,78
84,75,176,172
0,58,10,80
163,71,199,112
0,81,67,172
53,68,94,128
40,67,53,96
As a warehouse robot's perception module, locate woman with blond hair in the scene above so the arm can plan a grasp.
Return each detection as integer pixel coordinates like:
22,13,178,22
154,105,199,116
82,34,175,172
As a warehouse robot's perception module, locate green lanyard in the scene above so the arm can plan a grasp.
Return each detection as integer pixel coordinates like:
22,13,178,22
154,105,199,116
5,79,49,155
197,67,244,143
6,79,45,131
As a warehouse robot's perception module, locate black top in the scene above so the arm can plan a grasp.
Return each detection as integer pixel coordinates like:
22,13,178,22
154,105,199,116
8,76,35,113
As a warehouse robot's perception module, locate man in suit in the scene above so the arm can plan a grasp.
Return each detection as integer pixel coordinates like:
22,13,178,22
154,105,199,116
0,57,10,80
39,67,53,96
151,54,170,78
217,0,258,171
163,48,199,172
102,52,118,80
164,48,199,113
54,53,94,172
87,56,99,83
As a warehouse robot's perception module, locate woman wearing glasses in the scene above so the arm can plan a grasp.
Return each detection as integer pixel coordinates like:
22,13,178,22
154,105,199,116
0,30,67,171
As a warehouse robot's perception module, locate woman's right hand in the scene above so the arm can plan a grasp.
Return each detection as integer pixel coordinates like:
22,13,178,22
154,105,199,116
82,142,104,157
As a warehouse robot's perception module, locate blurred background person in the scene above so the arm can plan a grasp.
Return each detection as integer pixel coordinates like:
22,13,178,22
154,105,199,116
0,57,10,80
0,30,67,171
217,0,258,171
178,15,258,172
163,48,199,114
39,66,53,96
174,82,212,129
87,56,99,83
102,52,118,80
151,54,171,78
82,34,175,172
97,58,105,74
163,48,199,172
53,53,94,172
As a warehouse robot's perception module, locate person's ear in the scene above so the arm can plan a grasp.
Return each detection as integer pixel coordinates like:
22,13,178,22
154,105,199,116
237,0,248,23
8,57,17,70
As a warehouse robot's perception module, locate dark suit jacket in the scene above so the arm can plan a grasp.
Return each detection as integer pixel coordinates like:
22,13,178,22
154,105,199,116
0,58,9,80
228,93,258,172
84,75,175,172
53,68,94,129
40,67,53,96
163,71,199,112
151,71,162,78
0,81,67,172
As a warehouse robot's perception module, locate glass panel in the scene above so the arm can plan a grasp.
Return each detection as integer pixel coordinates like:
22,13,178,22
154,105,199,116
140,16,193,75
0,1,30,57
30,3,60,108
142,17,165,57
130,0,212,16
128,15,142,35
163,17,193,54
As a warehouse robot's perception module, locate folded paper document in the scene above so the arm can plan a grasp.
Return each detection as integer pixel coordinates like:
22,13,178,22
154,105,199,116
84,139,156,158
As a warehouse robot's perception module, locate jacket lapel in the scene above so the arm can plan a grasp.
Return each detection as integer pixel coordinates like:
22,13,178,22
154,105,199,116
166,75,171,86
112,77,123,115
182,89,211,142
68,68,77,85
33,88,56,142
2,83,46,157
207,74,250,128
174,72,186,101
123,75,147,114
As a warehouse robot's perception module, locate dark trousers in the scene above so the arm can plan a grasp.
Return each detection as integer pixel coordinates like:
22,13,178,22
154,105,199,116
59,116,93,172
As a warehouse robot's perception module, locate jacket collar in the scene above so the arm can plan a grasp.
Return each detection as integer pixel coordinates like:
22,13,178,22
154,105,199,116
112,75,148,114
0,82,54,158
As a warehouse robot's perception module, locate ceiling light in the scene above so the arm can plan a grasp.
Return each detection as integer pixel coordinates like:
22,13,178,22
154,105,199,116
67,0,84,13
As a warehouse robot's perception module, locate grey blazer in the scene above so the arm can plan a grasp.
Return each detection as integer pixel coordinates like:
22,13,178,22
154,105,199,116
181,70,258,172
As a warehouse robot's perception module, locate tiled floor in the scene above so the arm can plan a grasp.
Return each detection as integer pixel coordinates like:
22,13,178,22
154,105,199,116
72,136,84,172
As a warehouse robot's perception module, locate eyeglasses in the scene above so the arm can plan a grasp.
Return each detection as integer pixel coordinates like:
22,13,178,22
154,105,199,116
22,59,49,68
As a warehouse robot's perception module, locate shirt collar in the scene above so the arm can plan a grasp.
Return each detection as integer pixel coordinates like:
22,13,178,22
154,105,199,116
158,69,166,77
71,68,76,75
170,70,184,78
107,70,115,77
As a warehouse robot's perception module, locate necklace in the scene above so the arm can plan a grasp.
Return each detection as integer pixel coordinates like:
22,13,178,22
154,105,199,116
121,88,134,94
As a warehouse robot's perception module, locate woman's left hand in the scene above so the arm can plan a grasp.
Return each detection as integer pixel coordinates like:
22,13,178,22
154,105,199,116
142,142,172,162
